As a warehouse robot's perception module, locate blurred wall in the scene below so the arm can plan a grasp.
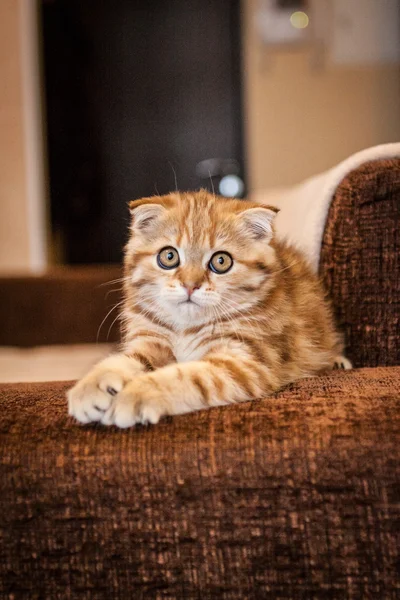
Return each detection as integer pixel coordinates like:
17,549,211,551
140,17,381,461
0,0,31,271
243,0,400,191
0,0,399,272
0,0,46,273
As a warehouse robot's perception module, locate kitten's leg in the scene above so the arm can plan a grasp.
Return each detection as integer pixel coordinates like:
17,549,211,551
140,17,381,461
333,355,353,370
101,352,278,428
68,342,175,423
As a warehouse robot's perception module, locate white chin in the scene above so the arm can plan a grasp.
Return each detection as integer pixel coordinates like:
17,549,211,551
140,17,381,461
172,300,204,321
180,301,202,313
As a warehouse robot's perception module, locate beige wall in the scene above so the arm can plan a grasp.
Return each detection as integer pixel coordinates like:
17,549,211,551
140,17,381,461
1,0,399,271
0,0,47,273
243,0,400,191
0,0,31,271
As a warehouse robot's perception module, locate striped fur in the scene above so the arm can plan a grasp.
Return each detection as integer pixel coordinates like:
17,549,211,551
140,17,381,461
68,191,345,428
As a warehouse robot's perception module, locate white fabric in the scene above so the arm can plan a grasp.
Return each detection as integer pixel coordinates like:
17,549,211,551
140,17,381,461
251,143,400,271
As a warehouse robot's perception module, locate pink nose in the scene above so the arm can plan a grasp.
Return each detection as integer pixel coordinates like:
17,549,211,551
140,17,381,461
182,284,200,297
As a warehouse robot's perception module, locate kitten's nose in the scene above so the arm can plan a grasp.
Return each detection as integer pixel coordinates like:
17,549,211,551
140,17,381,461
182,283,200,298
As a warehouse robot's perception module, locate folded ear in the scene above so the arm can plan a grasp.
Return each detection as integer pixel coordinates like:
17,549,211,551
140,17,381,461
129,197,168,232
236,204,279,242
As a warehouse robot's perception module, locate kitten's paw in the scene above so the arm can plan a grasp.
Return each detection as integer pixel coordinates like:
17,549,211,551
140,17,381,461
67,354,139,424
101,379,167,428
333,355,353,370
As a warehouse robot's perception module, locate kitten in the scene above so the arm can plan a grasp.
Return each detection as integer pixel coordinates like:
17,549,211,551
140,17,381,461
68,190,350,428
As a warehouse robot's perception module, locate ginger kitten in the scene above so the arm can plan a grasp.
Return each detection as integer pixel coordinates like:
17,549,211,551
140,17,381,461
68,190,349,428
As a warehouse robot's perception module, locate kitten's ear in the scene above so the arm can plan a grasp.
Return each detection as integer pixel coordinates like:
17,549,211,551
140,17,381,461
236,204,279,242
129,197,167,232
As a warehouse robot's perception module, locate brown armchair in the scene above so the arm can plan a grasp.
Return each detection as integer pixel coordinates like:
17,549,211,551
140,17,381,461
0,159,399,599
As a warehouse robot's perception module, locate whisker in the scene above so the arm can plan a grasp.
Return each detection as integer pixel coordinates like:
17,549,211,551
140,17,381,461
96,300,124,343
107,312,122,341
271,260,300,276
168,161,179,193
98,277,127,288
215,302,246,344
104,286,124,301
222,303,264,335
208,170,215,196
215,296,264,340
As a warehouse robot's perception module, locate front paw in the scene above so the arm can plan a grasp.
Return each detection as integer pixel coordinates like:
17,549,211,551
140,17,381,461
101,378,167,428
333,355,353,370
68,354,139,424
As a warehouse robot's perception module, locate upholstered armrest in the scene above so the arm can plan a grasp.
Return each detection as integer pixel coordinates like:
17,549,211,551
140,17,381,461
320,158,400,368
0,266,122,346
0,367,399,598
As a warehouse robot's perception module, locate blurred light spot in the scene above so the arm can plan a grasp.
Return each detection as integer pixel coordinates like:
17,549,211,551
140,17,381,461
219,175,244,198
290,11,309,29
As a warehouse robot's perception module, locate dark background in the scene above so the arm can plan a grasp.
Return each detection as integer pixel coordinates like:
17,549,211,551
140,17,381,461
41,0,245,263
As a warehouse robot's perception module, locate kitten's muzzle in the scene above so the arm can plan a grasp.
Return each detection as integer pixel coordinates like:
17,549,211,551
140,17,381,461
181,283,200,299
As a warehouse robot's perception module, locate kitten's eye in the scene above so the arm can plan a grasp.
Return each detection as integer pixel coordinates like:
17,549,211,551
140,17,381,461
157,246,180,269
209,251,233,274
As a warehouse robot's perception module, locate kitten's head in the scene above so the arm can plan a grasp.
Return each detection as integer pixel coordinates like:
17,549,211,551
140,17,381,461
124,190,279,327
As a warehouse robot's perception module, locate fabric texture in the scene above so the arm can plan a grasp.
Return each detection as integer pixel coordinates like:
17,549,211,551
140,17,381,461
251,142,400,271
1,367,399,599
320,159,400,368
